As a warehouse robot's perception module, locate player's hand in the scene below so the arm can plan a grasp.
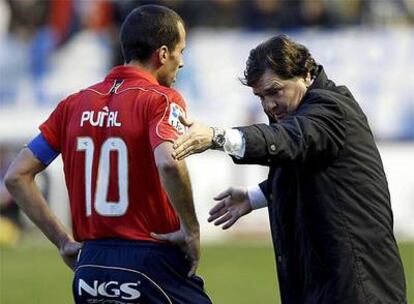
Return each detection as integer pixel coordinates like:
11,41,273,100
172,115,214,160
151,228,200,277
208,187,253,229
59,238,83,271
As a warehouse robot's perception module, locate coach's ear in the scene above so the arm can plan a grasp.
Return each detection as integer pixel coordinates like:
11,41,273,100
304,72,312,87
158,45,169,65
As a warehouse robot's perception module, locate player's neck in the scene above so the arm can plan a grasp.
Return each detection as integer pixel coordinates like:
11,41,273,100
125,60,158,79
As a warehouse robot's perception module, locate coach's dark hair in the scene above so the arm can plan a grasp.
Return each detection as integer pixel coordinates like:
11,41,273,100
120,5,184,63
242,35,318,86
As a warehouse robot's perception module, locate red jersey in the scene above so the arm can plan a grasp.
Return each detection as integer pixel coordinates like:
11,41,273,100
40,66,187,242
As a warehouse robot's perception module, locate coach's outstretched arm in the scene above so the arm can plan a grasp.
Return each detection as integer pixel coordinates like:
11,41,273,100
4,148,82,270
152,142,200,277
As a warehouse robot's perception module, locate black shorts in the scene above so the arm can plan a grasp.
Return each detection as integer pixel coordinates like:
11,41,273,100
73,239,212,304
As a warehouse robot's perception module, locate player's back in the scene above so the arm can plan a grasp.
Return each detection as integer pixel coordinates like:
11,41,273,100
40,66,186,241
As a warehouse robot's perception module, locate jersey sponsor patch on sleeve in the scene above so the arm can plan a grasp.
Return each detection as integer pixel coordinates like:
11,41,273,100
168,103,185,134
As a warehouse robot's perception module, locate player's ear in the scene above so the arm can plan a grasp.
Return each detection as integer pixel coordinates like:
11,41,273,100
158,45,169,65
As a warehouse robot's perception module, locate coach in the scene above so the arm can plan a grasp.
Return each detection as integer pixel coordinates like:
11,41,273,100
171,35,407,303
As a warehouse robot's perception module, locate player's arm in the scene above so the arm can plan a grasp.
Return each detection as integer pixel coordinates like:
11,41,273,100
152,141,200,277
5,145,81,270
154,142,199,233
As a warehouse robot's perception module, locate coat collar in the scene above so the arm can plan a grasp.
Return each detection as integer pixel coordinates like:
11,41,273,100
308,65,334,91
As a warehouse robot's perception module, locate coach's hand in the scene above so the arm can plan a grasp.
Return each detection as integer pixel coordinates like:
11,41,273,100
172,115,214,160
59,238,83,271
208,187,253,229
151,227,200,277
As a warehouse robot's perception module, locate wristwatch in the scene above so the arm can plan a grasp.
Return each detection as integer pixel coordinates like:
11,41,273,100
211,127,226,149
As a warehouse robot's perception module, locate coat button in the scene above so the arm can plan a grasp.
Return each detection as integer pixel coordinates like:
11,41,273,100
277,256,282,262
270,144,276,151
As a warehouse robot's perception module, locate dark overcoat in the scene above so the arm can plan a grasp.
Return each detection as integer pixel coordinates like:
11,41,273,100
234,66,407,303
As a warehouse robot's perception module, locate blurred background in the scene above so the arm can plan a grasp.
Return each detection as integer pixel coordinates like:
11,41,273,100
0,0,413,303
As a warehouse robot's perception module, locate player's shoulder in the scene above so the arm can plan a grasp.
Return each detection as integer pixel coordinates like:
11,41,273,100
147,85,184,102
52,80,107,112
53,90,83,111
142,85,186,110
62,80,106,101
82,80,113,96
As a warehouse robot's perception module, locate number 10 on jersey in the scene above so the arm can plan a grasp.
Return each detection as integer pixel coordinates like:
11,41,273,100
77,137,129,217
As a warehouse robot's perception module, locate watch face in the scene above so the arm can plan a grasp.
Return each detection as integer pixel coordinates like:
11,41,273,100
216,135,226,146
212,128,226,148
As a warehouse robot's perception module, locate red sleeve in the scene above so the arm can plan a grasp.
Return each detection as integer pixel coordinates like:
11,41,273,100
148,90,187,149
39,99,67,151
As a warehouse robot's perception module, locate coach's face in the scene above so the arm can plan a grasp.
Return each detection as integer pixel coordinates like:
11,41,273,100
252,69,312,121
158,21,186,87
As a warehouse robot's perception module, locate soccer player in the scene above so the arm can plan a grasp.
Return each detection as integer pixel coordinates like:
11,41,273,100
5,5,212,304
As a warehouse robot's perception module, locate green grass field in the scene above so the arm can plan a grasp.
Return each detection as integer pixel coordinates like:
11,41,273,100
1,239,413,304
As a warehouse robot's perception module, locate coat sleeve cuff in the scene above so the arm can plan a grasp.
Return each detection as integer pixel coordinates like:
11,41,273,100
247,184,268,210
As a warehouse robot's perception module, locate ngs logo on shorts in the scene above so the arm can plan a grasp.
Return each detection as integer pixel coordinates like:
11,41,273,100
78,278,141,303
